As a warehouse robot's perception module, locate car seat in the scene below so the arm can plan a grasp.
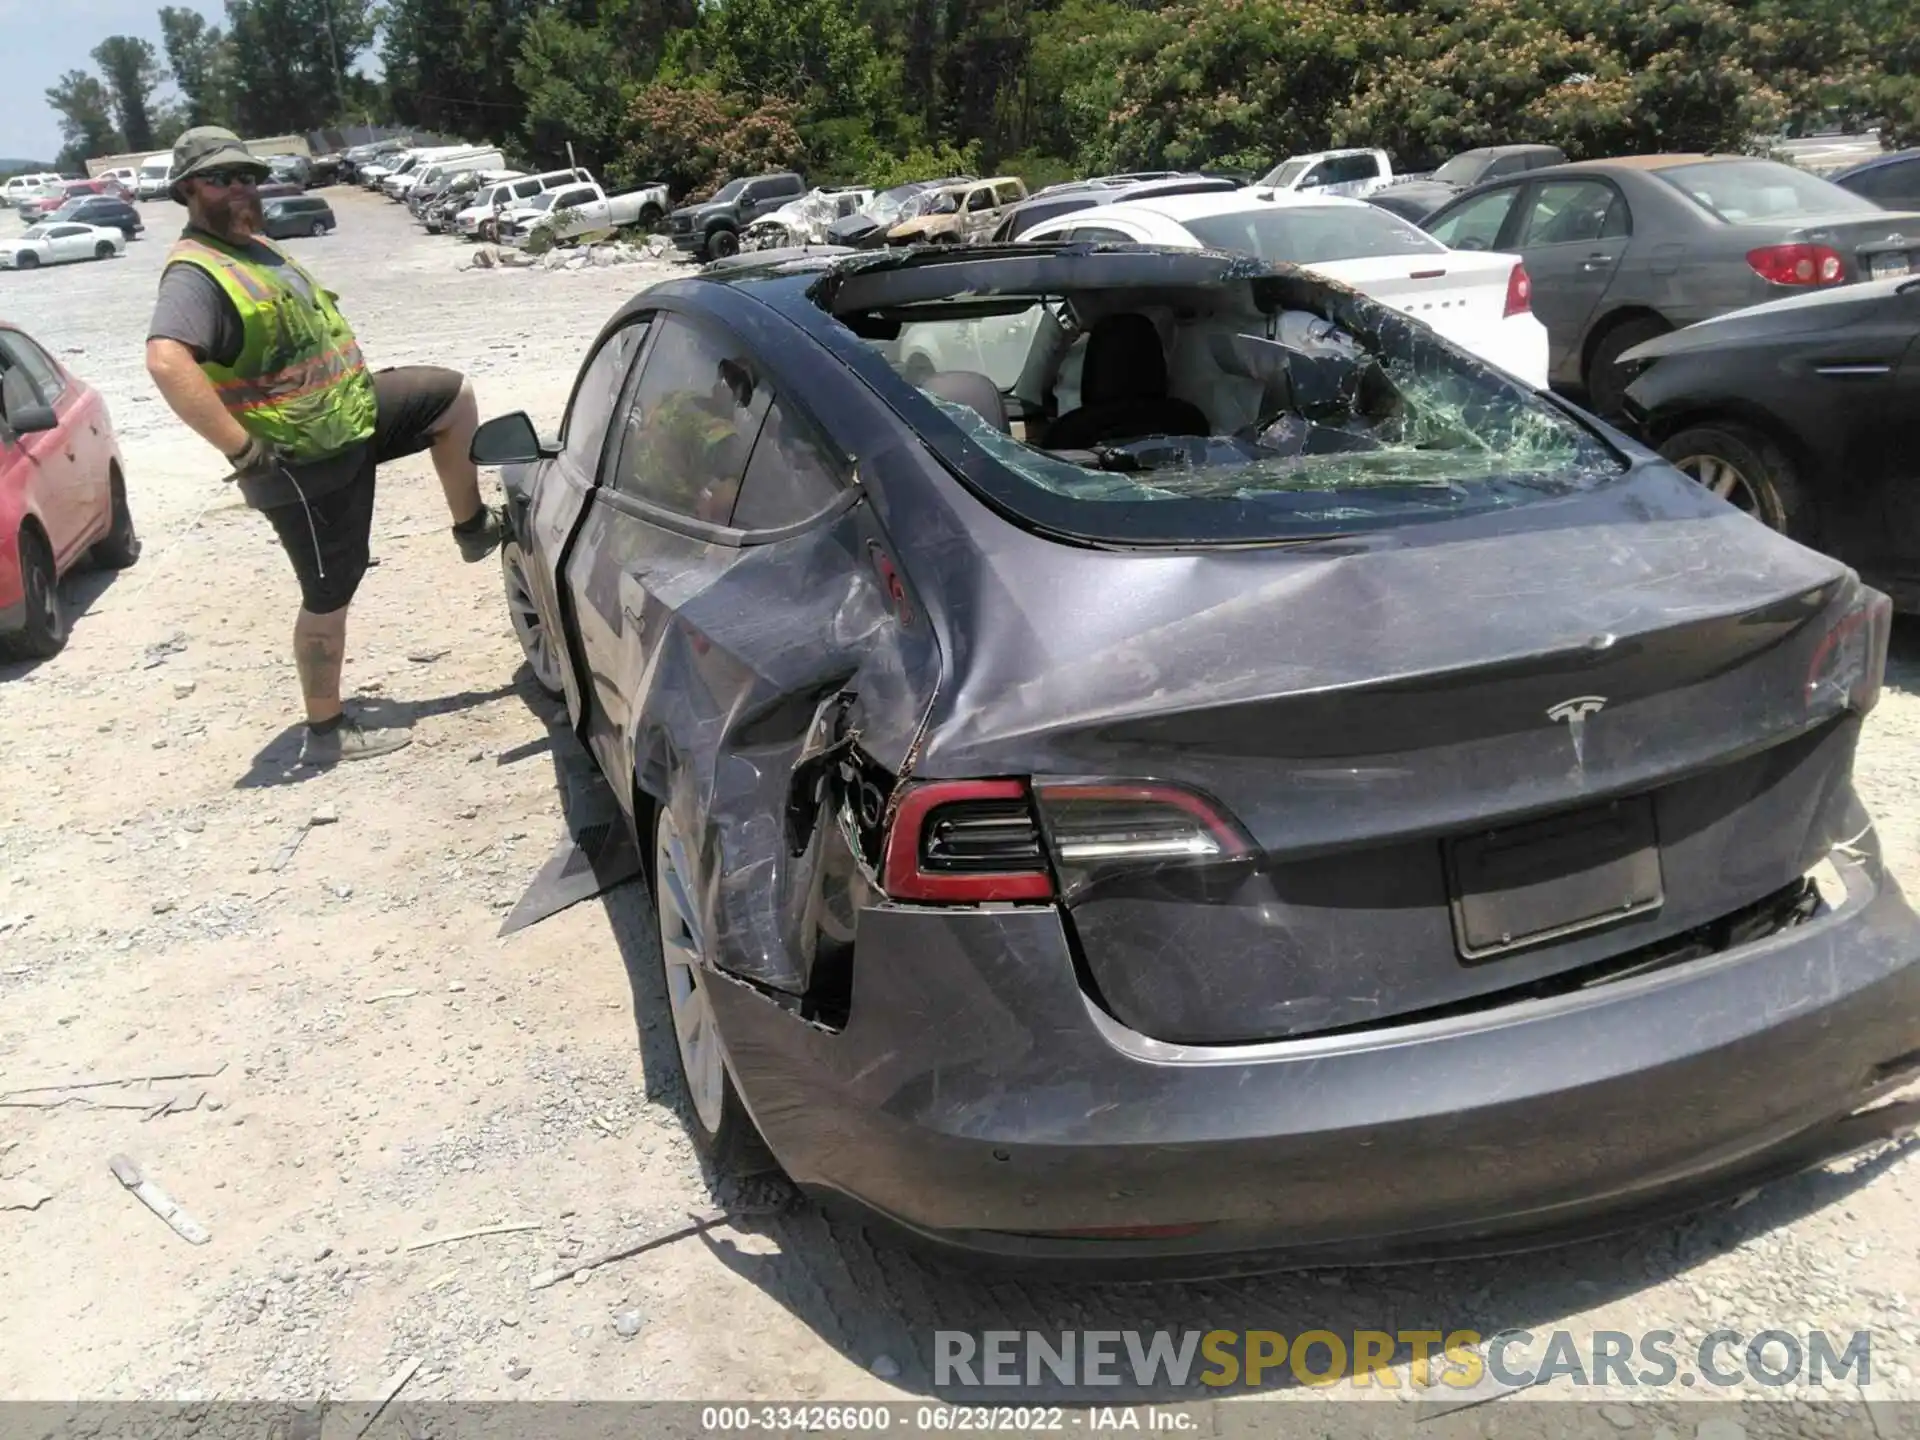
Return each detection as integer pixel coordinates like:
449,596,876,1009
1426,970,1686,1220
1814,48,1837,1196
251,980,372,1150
918,370,1010,433
1043,314,1209,448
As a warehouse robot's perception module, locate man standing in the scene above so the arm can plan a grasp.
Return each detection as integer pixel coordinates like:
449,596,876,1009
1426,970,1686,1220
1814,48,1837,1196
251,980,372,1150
145,127,506,766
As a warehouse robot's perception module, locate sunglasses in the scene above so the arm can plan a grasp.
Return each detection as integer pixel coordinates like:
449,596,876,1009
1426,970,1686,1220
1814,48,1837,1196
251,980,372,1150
197,168,266,188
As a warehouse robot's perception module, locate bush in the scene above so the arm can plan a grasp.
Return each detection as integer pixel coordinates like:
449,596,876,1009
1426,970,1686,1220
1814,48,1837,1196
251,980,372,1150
618,82,808,199
861,140,983,190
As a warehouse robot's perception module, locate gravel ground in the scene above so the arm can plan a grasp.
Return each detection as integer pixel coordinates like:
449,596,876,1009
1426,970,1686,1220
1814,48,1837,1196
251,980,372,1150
2,188,1920,1429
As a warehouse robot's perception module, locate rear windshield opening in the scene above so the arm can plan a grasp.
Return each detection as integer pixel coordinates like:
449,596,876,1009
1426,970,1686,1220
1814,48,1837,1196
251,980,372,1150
1182,205,1446,264
834,259,1623,542
1656,159,1882,222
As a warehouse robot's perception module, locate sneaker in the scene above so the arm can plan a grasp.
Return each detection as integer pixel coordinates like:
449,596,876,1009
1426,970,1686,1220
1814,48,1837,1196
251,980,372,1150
454,505,508,563
300,713,415,767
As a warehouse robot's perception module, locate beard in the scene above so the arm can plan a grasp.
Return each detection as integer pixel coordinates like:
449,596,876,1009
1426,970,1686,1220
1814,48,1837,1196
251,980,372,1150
198,189,265,240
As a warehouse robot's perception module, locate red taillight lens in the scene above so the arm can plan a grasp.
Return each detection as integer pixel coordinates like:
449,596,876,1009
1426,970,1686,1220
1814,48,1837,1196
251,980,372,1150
1032,782,1253,899
881,780,1055,903
1807,588,1893,717
1747,243,1845,287
1503,262,1532,317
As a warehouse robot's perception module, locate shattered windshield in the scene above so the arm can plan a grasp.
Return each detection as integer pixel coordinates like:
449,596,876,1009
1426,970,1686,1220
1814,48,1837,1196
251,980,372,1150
1259,160,1310,188
850,275,1624,540
924,191,964,216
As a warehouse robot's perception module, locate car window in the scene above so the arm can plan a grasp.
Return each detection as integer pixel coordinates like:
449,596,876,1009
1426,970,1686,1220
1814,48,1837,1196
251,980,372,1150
1518,180,1629,245
555,188,593,208
514,179,542,199
1182,204,1445,262
967,187,995,212
609,315,770,525
1845,159,1920,207
1657,159,1882,221
560,315,653,458
994,181,1024,207
731,398,846,529
0,331,67,406
1065,225,1137,244
51,225,88,239
1425,185,1522,250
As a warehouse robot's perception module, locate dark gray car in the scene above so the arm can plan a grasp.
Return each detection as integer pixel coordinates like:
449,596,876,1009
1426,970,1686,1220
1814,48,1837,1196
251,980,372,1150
1832,148,1920,212
1368,144,1568,223
1420,153,1920,414
467,243,1920,1274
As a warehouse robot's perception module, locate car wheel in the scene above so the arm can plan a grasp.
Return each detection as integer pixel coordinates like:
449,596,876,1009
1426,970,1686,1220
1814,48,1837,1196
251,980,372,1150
95,241,116,260
708,227,739,259
500,537,564,698
88,466,142,570
639,204,663,230
651,805,777,1174
310,220,327,237
1,528,67,661
1584,316,1669,418
16,253,38,270
1659,423,1813,541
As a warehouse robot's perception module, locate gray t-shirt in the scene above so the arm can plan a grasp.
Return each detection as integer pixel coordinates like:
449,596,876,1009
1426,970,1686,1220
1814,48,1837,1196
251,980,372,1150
148,227,367,509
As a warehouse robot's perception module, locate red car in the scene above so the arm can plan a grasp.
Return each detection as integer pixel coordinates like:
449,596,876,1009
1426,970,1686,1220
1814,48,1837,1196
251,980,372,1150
23,179,126,221
1,323,139,660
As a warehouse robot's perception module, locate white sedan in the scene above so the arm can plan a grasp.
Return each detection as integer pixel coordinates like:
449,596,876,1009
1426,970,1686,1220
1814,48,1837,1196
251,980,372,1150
1,223,127,270
1017,190,1550,387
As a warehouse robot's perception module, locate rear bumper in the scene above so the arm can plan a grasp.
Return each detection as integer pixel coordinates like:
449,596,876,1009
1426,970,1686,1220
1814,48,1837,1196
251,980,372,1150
705,846,1920,1273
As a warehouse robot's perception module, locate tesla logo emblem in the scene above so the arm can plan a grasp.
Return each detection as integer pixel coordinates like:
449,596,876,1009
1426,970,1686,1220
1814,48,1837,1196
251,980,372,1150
1547,696,1607,724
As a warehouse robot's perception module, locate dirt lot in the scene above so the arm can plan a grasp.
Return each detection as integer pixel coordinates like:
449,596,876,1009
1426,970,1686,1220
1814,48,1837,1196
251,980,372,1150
4,186,1920,1422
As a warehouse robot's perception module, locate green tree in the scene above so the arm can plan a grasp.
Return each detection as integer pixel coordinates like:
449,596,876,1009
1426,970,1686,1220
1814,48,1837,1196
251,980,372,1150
160,6,234,128
225,0,376,135
91,36,166,152
45,70,122,170
513,0,693,175
687,0,879,114
382,0,540,144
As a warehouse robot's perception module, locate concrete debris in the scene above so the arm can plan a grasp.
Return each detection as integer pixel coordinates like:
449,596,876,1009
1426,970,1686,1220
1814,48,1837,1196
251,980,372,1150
612,1310,644,1338
109,1153,211,1245
309,804,339,827
172,677,197,698
507,1362,531,1381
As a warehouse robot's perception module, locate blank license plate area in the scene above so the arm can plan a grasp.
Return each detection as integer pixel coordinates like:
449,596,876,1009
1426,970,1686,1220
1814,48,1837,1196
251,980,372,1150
1446,796,1663,960
1870,252,1911,279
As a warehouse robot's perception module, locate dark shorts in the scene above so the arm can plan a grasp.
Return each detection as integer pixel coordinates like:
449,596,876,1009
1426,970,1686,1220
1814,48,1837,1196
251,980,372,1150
261,366,465,614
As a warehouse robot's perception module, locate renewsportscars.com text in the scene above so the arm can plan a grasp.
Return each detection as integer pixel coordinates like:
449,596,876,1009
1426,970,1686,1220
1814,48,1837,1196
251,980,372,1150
934,1329,1873,1391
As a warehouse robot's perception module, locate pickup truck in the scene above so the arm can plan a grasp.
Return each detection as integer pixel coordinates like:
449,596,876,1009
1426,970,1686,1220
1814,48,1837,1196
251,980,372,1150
668,172,807,259
1252,147,1395,199
495,180,671,246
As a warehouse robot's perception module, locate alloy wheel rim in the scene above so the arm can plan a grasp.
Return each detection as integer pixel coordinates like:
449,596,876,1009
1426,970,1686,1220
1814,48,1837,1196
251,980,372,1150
1674,453,1762,518
503,545,563,693
655,811,728,1134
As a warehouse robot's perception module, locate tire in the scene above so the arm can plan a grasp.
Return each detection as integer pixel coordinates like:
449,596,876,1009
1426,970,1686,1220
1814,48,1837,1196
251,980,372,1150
310,220,327,237
650,805,778,1175
1584,315,1669,419
1,527,67,662
89,466,141,570
707,227,740,259
500,537,564,699
1658,423,1814,541
95,242,116,260
639,204,663,230
16,252,39,270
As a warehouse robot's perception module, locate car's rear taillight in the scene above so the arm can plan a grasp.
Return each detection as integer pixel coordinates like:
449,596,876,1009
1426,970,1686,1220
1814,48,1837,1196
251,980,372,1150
1807,587,1893,717
881,780,1054,903
1747,243,1845,287
1503,262,1532,317
1032,782,1253,898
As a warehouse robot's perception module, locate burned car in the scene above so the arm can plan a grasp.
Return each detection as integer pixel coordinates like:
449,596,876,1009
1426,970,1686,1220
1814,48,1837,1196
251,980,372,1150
885,177,1028,244
470,243,1920,1273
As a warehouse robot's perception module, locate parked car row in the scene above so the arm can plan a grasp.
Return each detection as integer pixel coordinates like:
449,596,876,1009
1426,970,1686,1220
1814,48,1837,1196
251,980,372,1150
385,151,673,248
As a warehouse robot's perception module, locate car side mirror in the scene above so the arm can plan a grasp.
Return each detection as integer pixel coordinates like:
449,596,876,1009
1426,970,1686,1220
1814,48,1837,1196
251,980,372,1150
7,403,57,435
470,412,557,465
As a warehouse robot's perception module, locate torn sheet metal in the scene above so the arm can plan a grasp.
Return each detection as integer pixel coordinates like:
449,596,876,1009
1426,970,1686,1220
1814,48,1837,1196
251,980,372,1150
498,728,644,936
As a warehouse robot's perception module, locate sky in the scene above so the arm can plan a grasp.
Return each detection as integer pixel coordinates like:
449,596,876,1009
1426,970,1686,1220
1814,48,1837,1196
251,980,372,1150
0,0,225,161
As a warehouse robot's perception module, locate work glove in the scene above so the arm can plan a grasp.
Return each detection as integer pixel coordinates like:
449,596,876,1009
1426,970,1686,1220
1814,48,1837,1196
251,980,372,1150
224,434,288,482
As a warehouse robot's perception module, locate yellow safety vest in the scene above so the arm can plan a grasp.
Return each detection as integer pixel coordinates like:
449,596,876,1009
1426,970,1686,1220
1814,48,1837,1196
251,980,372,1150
164,234,377,461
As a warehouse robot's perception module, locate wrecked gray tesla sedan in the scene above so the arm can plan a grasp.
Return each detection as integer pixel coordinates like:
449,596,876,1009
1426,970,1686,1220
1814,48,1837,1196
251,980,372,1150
471,242,1920,1274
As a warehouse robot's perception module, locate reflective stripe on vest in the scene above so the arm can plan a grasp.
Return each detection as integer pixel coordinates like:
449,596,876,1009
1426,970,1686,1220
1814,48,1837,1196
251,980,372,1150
209,338,368,412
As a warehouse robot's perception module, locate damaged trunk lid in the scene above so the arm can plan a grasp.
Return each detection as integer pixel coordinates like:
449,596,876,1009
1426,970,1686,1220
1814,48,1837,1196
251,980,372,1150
913,482,1880,1046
